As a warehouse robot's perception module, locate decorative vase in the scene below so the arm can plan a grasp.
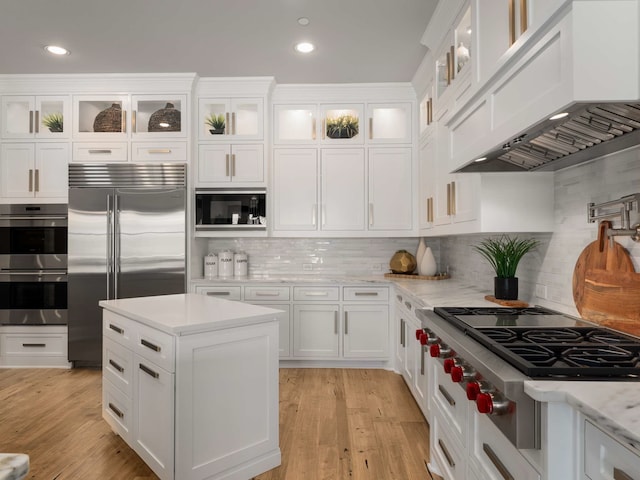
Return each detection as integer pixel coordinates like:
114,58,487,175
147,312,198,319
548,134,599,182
416,238,426,270
420,247,437,276
494,277,518,300
148,102,181,132
93,103,123,132
389,250,417,274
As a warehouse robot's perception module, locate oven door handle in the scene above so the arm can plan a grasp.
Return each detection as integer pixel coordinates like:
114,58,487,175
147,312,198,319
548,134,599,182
0,215,68,221
0,270,67,276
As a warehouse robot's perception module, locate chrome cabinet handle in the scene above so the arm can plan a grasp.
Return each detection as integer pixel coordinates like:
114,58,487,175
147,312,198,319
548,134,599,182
108,402,124,418
254,291,281,297
109,323,123,335
420,345,425,375
206,291,230,296
446,183,451,215
354,292,378,296
22,343,46,348
400,318,405,347
140,338,161,352
344,312,349,334
29,111,33,133
334,311,338,334
438,439,455,468
35,110,40,133
28,169,33,192
483,443,514,480
139,363,159,379
34,169,39,192
438,384,456,406
88,149,112,154
109,359,124,373
613,467,634,480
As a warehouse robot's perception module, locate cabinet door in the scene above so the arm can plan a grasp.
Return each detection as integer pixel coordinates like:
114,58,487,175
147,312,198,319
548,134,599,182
131,94,186,138
133,355,175,480
231,144,264,184
343,304,389,358
0,143,34,198
273,104,318,144
476,0,512,85
450,174,478,225
35,143,69,199
273,149,318,231
197,144,231,184
231,98,263,139
368,147,413,230
293,304,340,358
321,148,365,231
367,103,412,144
1,96,34,138
73,95,129,139
199,98,263,140
35,96,70,139
419,133,436,231
2,95,69,139
320,104,364,145
250,303,291,358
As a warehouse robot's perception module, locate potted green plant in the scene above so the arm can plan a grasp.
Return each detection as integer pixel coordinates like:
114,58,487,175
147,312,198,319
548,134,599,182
473,235,539,300
326,114,359,139
204,113,225,134
41,112,64,133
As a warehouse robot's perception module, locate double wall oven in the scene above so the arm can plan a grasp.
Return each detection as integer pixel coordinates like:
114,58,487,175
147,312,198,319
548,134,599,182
0,204,68,325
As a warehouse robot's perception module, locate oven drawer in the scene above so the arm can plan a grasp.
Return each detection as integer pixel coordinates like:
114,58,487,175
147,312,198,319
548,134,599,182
433,360,469,446
1,331,67,356
470,410,540,480
584,419,640,480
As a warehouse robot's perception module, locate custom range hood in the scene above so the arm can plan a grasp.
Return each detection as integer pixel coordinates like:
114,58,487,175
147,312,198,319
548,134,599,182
456,102,640,173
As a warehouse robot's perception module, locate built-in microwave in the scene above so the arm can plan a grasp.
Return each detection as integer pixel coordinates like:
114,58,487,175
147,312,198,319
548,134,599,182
195,189,266,230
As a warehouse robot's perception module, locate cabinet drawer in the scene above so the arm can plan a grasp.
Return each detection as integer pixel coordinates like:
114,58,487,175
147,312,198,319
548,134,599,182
343,286,389,301
433,362,468,446
103,337,134,397
103,377,132,441
133,322,175,373
431,409,466,480
104,310,135,349
131,142,187,162
2,332,67,356
293,286,339,301
194,285,242,301
244,286,290,301
584,419,640,480
73,142,128,162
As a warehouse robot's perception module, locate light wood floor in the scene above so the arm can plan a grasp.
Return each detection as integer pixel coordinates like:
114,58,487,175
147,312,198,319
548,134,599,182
0,368,435,480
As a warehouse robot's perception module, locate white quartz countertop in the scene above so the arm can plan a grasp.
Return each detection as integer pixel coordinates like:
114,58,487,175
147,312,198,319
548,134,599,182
0,454,28,480
525,380,640,451
99,293,282,335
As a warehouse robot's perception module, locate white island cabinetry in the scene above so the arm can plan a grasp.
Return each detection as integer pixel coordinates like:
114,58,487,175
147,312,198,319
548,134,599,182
100,293,281,480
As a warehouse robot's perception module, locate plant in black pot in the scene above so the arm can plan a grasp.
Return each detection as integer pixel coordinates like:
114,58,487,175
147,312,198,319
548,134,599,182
204,113,225,134
473,235,539,300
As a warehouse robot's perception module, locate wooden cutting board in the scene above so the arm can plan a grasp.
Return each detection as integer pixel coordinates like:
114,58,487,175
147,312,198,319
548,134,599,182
573,221,639,335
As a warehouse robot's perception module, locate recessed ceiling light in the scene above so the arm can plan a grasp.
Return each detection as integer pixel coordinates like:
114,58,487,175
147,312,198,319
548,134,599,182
297,17,310,26
549,112,569,120
474,157,487,162
44,45,70,56
294,42,315,54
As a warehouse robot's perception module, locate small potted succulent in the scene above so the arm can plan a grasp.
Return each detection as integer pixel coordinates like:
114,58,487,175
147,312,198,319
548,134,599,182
204,113,225,134
326,114,359,139
473,235,539,300
41,112,64,133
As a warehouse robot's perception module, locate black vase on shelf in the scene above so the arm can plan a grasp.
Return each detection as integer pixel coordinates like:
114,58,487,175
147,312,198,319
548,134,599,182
494,277,518,300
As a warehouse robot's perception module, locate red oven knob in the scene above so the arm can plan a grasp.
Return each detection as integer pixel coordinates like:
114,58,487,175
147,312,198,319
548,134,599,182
415,328,424,340
443,358,456,373
466,381,481,400
476,392,511,415
429,344,440,357
430,343,453,358
419,332,428,345
476,392,494,414
450,364,475,383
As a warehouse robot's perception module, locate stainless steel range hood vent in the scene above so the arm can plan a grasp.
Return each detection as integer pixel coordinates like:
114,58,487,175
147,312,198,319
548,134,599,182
456,103,640,173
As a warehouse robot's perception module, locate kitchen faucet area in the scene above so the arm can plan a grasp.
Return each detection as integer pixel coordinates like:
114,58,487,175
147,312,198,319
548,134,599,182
0,0,640,479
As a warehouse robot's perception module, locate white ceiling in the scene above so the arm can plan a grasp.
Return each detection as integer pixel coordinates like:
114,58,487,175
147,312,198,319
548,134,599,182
0,0,438,84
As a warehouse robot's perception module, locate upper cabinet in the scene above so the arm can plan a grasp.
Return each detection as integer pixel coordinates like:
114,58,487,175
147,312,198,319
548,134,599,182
131,95,186,138
1,95,71,139
274,104,364,145
367,103,412,144
198,98,263,141
73,95,130,140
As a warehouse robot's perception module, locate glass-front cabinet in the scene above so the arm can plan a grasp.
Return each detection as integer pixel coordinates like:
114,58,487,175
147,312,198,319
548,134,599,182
198,98,263,141
1,95,70,139
131,95,186,137
367,103,412,144
273,104,364,145
73,95,130,139
435,4,472,100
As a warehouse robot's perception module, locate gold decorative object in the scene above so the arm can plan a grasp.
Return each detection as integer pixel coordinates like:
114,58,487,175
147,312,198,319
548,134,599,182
93,103,123,132
389,250,417,274
148,102,181,132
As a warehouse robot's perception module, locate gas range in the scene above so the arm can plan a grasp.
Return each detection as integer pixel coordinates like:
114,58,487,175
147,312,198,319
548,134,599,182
415,306,640,450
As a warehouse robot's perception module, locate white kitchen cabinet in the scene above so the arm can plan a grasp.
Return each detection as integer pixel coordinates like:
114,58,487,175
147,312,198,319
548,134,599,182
73,95,130,139
273,104,364,145
1,95,70,139
431,407,468,480
0,325,71,368
366,103,412,144
368,147,413,231
418,131,436,232
193,285,242,301
131,95,186,138
198,97,263,141
293,304,340,358
273,104,318,144
101,296,281,480
321,148,365,231
583,419,640,480
342,286,390,359
131,142,187,162
273,148,318,231
197,143,264,186
0,143,69,201
319,104,364,145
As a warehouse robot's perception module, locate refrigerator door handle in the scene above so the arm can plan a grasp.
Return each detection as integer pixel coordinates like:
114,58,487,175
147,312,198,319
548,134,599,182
114,194,121,299
107,194,113,300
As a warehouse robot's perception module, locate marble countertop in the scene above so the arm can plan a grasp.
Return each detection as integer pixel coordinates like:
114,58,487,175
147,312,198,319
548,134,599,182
0,454,28,480
100,293,283,335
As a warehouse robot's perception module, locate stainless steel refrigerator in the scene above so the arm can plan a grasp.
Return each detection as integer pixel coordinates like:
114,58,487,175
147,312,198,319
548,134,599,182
68,163,187,366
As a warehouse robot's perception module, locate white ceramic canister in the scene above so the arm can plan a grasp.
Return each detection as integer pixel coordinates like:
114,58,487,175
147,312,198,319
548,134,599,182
204,253,218,278
218,250,234,277
420,246,437,276
416,238,426,271
234,251,248,277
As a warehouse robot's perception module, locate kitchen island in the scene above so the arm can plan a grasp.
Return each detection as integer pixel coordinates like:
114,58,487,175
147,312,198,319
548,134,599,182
99,293,282,480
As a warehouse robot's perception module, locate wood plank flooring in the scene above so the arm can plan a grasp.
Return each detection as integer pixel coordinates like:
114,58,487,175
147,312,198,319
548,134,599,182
0,368,435,480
